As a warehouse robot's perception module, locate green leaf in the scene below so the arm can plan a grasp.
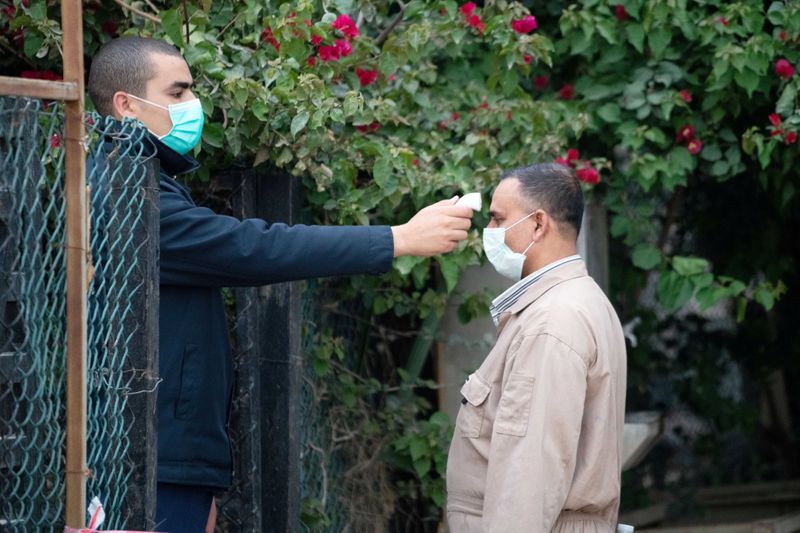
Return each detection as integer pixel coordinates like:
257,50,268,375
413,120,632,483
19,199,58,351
754,287,775,311
648,28,671,59
632,244,662,270
23,31,44,59
775,84,797,116
373,155,395,191
291,111,310,137
657,271,694,311
626,24,645,53
413,457,431,478
161,9,185,46
734,68,759,97
437,256,460,293
28,0,46,19
343,92,360,117
672,256,709,276
597,103,621,123
202,122,224,148
700,144,722,161
409,437,428,461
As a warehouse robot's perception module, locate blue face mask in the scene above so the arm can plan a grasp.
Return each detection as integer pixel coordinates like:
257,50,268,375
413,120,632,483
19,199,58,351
128,94,204,155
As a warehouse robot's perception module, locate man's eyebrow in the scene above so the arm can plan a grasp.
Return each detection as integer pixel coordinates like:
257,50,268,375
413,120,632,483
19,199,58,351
168,81,193,90
489,209,500,218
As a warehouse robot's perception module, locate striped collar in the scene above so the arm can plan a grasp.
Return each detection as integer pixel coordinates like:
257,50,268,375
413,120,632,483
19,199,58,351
489,254,582,326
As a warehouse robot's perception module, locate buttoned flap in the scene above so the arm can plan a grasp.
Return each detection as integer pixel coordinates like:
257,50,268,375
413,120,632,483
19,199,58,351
459,373,491,407
495,373,536,437
456,373,492,438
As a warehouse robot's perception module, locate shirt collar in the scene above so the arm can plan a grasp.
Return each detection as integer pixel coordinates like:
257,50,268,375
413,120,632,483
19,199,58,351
489,254,583,326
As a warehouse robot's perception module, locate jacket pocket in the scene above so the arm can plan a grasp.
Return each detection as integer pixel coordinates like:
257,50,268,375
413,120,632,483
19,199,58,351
456,373,491,438
176,343,201,421
495,373,535,437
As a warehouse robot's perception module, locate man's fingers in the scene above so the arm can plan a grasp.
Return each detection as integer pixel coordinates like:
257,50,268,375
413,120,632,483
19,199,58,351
438,205,475,218
432,196,459,207
450,230,468,242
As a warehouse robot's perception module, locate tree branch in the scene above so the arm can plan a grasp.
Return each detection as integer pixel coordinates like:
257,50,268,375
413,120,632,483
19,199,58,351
113,0,160,24
375,1,407,46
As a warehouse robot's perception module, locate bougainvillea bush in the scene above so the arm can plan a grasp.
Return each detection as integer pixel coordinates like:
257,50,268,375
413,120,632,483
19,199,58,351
3,0,798,527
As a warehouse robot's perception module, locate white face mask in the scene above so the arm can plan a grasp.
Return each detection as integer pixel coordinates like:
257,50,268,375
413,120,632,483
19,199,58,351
482,212,536,281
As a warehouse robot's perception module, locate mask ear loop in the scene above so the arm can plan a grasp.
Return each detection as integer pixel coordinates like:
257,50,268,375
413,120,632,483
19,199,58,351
522,240,535,255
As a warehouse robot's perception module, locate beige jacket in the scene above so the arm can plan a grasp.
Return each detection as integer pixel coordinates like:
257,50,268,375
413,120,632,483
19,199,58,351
446,259,627,533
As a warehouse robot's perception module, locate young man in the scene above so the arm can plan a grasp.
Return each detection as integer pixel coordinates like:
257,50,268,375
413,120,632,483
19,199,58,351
87,36,474,532
446,163,627,532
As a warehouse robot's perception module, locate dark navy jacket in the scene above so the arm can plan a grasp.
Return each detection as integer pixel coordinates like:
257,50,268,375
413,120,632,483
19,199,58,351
153,138,394,488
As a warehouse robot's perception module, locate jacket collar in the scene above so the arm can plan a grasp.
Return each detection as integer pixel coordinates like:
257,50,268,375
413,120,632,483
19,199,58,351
145,133,200,177
496,259,589,332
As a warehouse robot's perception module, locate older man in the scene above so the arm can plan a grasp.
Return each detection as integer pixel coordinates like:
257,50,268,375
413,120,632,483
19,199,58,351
446,163,627,532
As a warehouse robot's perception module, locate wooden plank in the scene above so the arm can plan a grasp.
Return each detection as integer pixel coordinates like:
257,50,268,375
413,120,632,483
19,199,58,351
0,77,79,101
62,0,87,528
753,511,800,533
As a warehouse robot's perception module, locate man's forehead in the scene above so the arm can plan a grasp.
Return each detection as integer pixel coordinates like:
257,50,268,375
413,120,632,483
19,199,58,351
490,178,522,211
147,52,193,86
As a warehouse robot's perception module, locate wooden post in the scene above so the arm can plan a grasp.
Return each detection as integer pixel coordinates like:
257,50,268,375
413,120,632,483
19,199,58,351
62,0,88,527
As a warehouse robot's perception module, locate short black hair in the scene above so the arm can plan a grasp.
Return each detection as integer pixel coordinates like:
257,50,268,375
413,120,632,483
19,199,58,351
501,163,584,237
88,37,182,116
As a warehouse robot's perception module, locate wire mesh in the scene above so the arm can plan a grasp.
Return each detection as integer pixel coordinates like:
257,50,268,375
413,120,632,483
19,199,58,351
0,96,157,531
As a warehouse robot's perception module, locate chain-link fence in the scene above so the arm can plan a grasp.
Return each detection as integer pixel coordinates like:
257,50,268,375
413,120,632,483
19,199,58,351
0,97,158,531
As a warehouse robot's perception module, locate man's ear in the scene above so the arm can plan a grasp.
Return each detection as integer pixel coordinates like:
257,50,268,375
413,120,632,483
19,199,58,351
111,91,137,120
532,209,549,240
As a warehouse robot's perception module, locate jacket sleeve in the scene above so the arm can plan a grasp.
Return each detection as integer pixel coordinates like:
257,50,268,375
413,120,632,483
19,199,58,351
482,332,588,533
159,188,394,287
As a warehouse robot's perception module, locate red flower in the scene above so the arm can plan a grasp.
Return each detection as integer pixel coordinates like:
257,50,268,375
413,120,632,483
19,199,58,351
3,5,16,18
307,56,317,67
769,113,782,127
555,156,570,166
335,39,352,57
785,131,798,145
356,68,379,87
50,133,61,149
318,45,340,62
311,35,322,46
687,138,703,155
534,75,549,90
775,58,795,79
676,124,695,142
303,19,313,28
778,31,787,41
412,159,420,166
439,120,448,130
576,166,600,185
467,14,485,33
523,54,532,64
506,112,513,120
460,3,476,16
21,70,62,81
332,14,359,39
679,90,692,103
451,111,461,121
511,15,538,34
566,148,580,162
614,5,629,22
719,17,729,27
389,74,396,81
101,20,118,36
261,26,280,52
558,84,574,100
356,121,380,133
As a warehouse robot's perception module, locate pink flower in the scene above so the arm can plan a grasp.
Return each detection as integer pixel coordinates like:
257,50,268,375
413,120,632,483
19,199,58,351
311,35,322,46
303,19,313,28
335,39,352,57
555,156,569,166
576,166,600,185
534,75,549,90
467,14,485,33
676,124,695,142
719,17,729,27
775,58,795,79
356,68,379,87
679,90,692,103
261,26,280,52
769,113,782,127
460,3,476,16
558,84,575,100
511,15,538,34
566,148,580,162
785,131,797,145
318,45,340,62
687,138,703,155
614,5,629,22
389,74,396,81
523,54,532,64
332,14,359,39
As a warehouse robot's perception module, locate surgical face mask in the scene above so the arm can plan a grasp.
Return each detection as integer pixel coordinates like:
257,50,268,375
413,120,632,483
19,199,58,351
127,94,204,155
482,212,536,281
